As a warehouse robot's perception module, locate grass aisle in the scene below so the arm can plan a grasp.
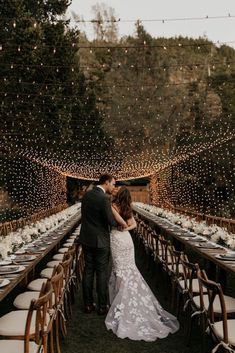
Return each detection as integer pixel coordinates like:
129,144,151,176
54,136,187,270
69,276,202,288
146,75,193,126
61,237,210,353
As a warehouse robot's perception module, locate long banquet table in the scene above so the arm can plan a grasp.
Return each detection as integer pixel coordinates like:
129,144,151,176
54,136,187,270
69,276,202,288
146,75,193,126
133,205,235,289
0,212,81,304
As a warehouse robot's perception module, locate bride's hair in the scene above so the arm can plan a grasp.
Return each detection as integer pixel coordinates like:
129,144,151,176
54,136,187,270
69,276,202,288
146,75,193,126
115,186,133,221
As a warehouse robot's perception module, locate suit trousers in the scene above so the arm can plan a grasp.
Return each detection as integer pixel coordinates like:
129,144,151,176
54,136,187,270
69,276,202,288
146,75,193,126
82,245,110,308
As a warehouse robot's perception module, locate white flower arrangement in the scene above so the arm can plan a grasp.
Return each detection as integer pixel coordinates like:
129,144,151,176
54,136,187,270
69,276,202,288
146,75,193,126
0,203,81,260
134,202,235,250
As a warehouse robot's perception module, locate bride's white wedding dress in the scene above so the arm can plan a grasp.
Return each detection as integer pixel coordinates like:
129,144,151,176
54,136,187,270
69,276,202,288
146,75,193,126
105,228,179,341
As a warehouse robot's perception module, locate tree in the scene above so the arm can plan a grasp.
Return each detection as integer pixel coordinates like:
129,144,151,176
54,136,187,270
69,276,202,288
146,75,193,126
91,3,119,42
0,0,112,219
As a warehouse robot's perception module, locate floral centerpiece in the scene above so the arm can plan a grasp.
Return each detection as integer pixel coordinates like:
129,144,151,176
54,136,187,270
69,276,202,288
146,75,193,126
0,203,81,260
134,202,235,250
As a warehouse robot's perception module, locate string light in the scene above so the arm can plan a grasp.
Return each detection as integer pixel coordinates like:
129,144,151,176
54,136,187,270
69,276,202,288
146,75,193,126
1,9,234,223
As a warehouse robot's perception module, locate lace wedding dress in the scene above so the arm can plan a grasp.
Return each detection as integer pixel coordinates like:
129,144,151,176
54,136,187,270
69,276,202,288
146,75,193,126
105,229,179,341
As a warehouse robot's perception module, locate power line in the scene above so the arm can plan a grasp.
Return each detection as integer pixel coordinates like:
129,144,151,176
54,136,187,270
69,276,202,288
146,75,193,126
1,14,235,23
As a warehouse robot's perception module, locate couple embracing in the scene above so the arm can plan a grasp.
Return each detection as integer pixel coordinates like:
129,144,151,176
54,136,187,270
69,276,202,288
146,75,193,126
79,174,179,341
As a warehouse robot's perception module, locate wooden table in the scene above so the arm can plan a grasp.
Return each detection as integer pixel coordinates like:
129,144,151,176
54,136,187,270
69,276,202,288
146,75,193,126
0,212,81,303
133,206,235,289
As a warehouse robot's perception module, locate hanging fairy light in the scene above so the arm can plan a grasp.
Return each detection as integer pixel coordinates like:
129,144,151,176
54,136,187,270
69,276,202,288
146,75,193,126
0,11,234,223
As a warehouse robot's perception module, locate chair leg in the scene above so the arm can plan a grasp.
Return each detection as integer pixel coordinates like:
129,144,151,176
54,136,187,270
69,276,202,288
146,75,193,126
200,312,206,353
64,291,71,319
59,302,67,338
176,290,181,317
43,334,48,353
171,279,176,311
59,310,67,338
70,280,76,305
50,325,55,353
68,286,73,317
186,310,193,346
182,293,189,335
55,316,61,353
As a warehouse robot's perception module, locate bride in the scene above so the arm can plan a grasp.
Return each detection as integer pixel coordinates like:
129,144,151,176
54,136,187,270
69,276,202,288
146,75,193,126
105,186,179,341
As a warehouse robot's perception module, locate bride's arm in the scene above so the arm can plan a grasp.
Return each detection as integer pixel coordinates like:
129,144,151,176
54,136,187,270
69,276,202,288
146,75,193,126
111,206,127,228
125,216,137,231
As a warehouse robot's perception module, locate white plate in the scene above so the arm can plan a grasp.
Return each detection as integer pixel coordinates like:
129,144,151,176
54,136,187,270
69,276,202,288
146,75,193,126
0,260,12,266
26,245,46,250
215,254,235,261
195,243,220,249
13,255,36,262
14,249,26,254
0,265,25,274
0,279,10,288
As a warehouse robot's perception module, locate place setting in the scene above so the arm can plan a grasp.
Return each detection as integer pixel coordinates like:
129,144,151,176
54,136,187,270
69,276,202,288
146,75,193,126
0,278,10,289
215,251,235,262
175,231,195,237
23,245,47,253
194,242,224,250
0,259,13,266
11,254,37,264
40,239,53,245
183,236,207,243
0,265,26,275
178,232,197,239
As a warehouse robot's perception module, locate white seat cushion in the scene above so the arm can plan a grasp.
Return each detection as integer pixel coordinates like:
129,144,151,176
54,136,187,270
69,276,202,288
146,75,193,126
70,235,77,239
27,278,47,291
62,243,71,248
179,278,207,293
0,340,39,353
58,248,68,253
13,292,40,309
53,254,64,260
46,260,61,268
0,311,36,336
0,310,51,336
66,239,74,243
193,295,235,314
14,291,55,309
40,268,53,279
213,319,235,346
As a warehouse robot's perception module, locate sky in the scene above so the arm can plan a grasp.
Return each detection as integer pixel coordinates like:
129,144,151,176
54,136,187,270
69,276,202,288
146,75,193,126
67,0,235,46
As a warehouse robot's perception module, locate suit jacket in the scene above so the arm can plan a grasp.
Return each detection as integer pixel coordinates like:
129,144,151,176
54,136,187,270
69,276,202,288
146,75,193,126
79,187,117,248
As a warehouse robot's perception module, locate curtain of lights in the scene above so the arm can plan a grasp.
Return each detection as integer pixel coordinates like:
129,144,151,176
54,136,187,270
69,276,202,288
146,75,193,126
0,155,67,222
0,2,235,223
149,138,234,218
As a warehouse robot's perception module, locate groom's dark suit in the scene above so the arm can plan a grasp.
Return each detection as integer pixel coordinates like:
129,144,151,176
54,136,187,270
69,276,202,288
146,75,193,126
79,186,116,309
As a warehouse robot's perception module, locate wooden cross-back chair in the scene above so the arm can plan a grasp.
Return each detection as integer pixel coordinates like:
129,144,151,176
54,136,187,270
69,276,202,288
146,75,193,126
0,280,53,353
197,273,235,353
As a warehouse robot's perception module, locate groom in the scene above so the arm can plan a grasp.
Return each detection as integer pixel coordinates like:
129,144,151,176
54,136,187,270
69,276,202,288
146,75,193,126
79,174,119,315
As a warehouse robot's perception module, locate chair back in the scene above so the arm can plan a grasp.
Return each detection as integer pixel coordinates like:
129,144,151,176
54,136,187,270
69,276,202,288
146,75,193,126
181,257,199,295
151,230,161,260
168,248,184,278
50,264,64,306
145,223,153,249
137,220,145,236
158,237,170,263
75,244,84,281
62,253,73,283
25,280,53,352
197,272,229,343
